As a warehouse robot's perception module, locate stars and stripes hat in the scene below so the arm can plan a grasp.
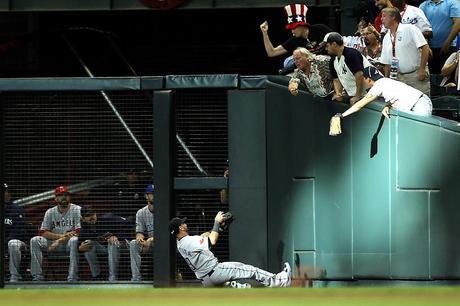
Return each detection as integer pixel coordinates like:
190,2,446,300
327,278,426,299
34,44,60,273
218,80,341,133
284,4,310,30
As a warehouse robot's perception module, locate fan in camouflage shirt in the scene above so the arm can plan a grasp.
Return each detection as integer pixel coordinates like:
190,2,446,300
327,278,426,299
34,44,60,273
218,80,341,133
288,47,334,98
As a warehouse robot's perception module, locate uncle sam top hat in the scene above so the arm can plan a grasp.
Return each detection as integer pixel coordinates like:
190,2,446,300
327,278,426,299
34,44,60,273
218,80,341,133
284,3,310,30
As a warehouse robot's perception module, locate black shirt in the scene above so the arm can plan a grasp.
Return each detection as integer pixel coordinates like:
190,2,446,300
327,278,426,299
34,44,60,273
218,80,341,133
282,24,332,54
79,213,132,243
329,47,366,79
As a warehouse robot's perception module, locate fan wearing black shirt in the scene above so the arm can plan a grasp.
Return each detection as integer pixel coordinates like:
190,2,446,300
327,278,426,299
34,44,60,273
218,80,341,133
260,4,331,73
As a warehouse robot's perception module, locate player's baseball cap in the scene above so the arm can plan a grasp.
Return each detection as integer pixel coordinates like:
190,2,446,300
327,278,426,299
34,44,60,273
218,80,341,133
323,32,343,44
54,185,69,196
145,184,154,194
170,217,187,236
363,66,384,81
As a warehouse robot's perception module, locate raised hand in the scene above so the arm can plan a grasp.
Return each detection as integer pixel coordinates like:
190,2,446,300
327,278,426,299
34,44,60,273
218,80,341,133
260,21,268,34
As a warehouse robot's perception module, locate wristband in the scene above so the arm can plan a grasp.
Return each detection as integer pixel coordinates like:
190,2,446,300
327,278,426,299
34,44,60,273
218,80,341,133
212,221,220,233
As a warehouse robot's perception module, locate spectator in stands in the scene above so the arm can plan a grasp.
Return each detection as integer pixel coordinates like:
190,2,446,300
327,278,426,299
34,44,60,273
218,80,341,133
30,186,81,281
324,32,371,105
374,0,394,32
129,184,154,281
259,4,331,74
79,205,131,281
342,19,367,54
440,50,460,87
390,0,433,38
3,183,27,282
220,167,229,205
420,0,460,73
380,7,431,96
288,47,333,98
335,66,432,122
362,25,383,62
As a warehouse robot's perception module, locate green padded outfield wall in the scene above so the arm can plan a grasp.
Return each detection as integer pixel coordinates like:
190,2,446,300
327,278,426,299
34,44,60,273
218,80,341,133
229,79,460,281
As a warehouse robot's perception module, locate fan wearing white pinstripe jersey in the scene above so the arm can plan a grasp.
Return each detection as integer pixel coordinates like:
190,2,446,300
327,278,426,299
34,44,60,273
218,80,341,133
129,184,154,281
324,32,371,105
170,212,292,288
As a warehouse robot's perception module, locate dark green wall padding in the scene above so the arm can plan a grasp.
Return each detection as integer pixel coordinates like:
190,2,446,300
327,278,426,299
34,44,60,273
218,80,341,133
229,79,460,281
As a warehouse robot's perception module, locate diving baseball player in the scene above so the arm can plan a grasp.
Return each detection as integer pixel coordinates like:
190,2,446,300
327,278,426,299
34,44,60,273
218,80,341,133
30,186,81,281
170,212,292,288
4,183,27,282
129,184,154,281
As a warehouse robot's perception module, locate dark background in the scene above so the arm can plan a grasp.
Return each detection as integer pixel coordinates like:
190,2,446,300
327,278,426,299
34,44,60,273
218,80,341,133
0,7,339,77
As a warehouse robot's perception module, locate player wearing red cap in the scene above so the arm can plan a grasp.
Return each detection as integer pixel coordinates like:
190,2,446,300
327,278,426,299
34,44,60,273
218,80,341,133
30,185,82,281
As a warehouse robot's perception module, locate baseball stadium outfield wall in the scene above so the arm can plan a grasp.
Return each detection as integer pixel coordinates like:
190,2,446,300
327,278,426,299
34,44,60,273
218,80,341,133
229,77,460,282
0,75,459,286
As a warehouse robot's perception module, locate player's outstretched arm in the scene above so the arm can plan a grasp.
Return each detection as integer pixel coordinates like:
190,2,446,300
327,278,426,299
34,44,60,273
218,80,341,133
342,93,378,118
208,211,224,245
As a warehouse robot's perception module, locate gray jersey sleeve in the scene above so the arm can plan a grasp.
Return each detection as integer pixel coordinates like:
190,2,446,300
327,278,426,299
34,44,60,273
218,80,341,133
72,204,82,231
135,209,146,234
40,209,53,231
135,206,154,237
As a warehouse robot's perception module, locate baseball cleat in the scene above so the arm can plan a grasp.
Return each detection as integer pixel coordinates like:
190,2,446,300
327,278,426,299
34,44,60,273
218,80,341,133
230,281,252,288
283,262,292,287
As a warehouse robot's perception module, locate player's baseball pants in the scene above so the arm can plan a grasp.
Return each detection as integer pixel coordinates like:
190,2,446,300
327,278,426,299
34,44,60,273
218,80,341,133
129,239,153,281
84,240,121,281
8,239,26,281
201,261,289,287
30,236,79,281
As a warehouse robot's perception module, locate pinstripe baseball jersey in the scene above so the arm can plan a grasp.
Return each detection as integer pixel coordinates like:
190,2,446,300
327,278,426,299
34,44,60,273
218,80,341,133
177,235,218,279
40,203,81,234
135,205,154,238
329,46,371,96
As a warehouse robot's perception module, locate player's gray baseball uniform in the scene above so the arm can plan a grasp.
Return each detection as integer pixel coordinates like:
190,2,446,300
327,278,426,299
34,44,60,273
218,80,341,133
30,203,81,281
129,205,154,281
177,235,291,287
4,198,27,282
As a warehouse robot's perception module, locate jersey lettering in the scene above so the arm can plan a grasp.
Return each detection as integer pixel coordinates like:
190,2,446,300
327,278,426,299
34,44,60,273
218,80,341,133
52,219,76,229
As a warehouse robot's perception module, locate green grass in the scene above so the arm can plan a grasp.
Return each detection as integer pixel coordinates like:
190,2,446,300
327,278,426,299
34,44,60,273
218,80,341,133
1,287,460,306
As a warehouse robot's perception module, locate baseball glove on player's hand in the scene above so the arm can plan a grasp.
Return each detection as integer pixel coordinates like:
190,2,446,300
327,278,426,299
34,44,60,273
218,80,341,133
219,212,234,232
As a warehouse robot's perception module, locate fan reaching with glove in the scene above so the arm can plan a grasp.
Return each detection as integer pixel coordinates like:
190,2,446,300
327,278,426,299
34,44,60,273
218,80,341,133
328,66,432,136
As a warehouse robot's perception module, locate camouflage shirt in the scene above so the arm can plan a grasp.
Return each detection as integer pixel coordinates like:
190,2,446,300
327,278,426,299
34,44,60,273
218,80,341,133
290,55,333,98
